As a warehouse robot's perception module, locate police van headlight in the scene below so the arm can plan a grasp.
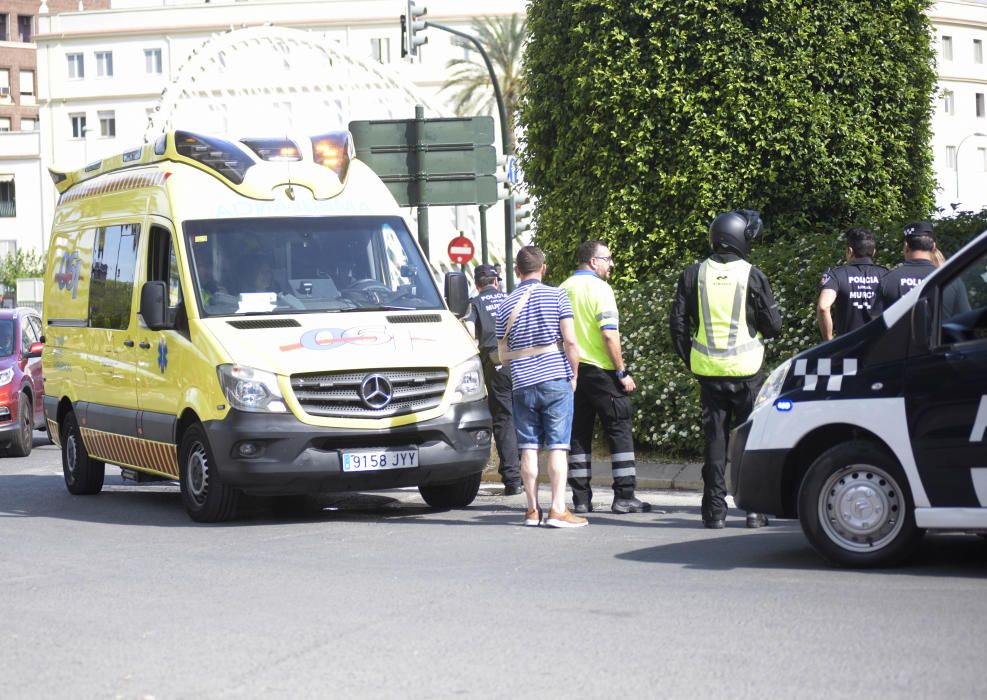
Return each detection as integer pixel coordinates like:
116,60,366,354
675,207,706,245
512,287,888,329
0,368,13,387
753,359,792,413
450,356,485,403
217,364,287,413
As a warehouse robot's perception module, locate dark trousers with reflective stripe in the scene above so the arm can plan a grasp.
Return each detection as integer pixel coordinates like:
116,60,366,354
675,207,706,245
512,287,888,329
568,363,636,504
483,358,520,485
698,376,761,521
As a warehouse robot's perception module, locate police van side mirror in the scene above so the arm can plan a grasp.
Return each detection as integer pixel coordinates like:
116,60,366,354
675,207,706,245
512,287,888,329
140,281,171,331
444,271,469,318
910,297,930,353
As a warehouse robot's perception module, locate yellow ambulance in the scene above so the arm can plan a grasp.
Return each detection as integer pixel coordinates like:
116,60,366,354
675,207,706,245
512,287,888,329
42,130,491,522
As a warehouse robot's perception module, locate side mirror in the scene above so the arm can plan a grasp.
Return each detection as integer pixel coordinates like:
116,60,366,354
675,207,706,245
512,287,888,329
444,271,469,318
140,281,170,331
910,297,930,353
26,341,43,359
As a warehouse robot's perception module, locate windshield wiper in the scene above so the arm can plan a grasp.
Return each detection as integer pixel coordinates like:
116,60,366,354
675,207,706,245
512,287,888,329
336,305,418,312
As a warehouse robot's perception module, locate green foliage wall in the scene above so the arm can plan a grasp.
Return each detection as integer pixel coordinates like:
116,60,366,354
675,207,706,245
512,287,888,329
520,0,937,279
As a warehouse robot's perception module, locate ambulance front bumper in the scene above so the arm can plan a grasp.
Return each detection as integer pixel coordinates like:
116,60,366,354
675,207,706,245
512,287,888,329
729,418,789,517
204,399,492,495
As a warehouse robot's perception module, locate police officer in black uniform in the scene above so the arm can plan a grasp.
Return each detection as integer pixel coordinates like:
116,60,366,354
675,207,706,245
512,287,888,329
816,227,887,341
874,221,970,319
669,209,783,528
466,263,522,495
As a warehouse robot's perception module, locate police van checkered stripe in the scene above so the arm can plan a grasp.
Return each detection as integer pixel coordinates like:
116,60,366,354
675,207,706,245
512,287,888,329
59,170,166,204
793,357,857,391
80,427,179,478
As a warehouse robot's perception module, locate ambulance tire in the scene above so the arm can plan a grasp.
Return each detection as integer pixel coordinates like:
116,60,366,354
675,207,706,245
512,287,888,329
419,472,481,509
7,394,33,457
61,411,105,495
179,424,239,523
798,440,923,568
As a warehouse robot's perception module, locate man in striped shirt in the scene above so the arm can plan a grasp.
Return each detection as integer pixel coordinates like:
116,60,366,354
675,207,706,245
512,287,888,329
497,246,585,528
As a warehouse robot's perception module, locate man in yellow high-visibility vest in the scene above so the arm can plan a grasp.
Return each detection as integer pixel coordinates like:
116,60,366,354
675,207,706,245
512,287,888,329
669,209,782,529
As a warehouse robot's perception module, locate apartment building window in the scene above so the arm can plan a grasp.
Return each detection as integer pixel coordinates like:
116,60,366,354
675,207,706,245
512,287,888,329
0,69,9,101
17,15,32,43
370,37,391,64
943,90,955,115
942,35,953,60
67,53,85,79
98,111,115,138
975,39,984,64
19,69,34,100
20,118,36,131
144,48,163,75
946,145,957,170
96,51,113,78
0,118,10,132
70,114,87,139
0,14,7,42
0,176,14,218
977,93,986,118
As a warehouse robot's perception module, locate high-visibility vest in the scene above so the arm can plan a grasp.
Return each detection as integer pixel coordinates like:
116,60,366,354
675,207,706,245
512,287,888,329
690,258,764,377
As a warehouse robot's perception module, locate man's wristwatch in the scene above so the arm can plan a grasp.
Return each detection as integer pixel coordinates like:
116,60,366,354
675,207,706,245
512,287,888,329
615,369,628,379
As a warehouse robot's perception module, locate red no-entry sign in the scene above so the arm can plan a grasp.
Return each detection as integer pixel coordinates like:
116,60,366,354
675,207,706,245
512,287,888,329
447,235,475,264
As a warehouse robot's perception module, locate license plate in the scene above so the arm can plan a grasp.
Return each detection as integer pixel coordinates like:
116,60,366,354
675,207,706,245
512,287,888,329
340,448,419,472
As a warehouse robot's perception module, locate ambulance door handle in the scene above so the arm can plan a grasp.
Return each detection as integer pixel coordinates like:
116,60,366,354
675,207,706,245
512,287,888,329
139,341,151,350
123,340,134,348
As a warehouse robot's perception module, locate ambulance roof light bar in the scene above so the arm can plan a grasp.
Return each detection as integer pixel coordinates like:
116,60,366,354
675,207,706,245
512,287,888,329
174,131,254,184
310,131,353,180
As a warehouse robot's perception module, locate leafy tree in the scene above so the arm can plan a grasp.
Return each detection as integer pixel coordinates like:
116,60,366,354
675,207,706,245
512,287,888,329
0,249,45,295
519,0,937,280
441,14,527,152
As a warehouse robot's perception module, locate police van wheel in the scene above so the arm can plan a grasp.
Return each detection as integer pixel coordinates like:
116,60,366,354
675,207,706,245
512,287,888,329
61,411,105,495
419,472,482,509
8,394,33,457
179,424,239,523
798,441,922,568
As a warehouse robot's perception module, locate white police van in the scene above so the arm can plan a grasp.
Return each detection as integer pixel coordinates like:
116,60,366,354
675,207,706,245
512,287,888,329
730,229,987,566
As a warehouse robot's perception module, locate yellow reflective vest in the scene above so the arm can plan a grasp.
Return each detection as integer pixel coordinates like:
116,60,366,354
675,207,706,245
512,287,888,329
690,258,764,377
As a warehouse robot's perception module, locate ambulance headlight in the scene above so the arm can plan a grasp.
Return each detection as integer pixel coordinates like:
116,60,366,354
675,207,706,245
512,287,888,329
0,368,13,387
450,356,485,403
753,359,792,412
217,364,287,413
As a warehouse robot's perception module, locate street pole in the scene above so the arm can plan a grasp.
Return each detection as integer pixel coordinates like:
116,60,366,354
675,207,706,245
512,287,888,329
424,20,515,290
954,131,987,205
479,204,489,264
413,104,429,257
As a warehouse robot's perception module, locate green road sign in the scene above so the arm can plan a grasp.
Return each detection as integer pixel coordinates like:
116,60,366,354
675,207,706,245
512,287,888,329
348,116,498,207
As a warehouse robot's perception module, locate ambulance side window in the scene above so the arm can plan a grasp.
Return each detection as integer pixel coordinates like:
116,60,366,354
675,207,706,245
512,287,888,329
147,225,187,335
89,223,139,330
939,247,987,346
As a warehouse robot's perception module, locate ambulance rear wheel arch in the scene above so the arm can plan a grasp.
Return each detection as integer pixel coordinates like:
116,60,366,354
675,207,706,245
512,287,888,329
783,424,892,518
797,440,923,568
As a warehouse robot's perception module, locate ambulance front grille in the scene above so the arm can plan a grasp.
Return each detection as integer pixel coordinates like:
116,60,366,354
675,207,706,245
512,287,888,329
289,368,448,418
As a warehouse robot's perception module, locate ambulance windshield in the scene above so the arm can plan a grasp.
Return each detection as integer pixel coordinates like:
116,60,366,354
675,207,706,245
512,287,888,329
184,216,442,316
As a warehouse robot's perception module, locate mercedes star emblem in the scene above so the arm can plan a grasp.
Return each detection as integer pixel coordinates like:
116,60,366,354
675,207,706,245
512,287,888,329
359,374,394,409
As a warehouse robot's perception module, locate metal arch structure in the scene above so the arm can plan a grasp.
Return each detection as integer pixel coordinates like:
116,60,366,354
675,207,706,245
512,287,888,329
145,25,448,141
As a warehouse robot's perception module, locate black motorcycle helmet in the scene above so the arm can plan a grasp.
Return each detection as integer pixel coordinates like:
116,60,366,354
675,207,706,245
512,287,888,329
708,209,763,257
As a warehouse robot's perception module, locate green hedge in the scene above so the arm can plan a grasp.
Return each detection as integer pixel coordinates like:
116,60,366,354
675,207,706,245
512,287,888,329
615,210,987,458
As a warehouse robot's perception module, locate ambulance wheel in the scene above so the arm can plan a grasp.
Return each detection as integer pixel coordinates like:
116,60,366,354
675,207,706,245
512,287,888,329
61,411,105,495
7,394,33,457
419,472,481,509
798,440,922,568
179,424,239,523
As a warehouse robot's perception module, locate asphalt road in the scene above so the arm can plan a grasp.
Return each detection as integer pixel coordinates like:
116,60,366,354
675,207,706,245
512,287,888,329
2,440,986,699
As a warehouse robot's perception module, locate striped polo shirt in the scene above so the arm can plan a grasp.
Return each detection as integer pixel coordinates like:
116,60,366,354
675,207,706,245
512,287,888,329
496,280,574,390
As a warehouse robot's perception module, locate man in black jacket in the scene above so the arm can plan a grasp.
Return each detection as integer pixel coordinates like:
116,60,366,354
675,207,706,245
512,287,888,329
669,209,783,529
817,227,887,340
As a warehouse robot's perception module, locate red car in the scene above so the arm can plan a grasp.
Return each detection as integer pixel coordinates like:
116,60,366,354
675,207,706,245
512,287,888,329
0,308,45,456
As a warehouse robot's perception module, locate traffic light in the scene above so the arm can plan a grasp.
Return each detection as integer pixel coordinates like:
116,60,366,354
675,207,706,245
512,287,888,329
495,155,511,199
405,1,428,57
514,194,534,235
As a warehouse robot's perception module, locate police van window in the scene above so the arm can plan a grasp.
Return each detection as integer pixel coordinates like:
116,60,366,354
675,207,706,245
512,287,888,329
147,225,187,333
183,216,443,316
940,247,987,346
89,223,139,330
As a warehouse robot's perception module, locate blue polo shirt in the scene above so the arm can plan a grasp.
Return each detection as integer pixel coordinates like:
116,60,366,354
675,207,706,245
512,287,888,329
496,280,574,390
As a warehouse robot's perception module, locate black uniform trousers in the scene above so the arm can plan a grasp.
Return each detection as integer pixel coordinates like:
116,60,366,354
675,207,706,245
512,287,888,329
568,363,637,504
698,376,762,522
482,358,520,486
